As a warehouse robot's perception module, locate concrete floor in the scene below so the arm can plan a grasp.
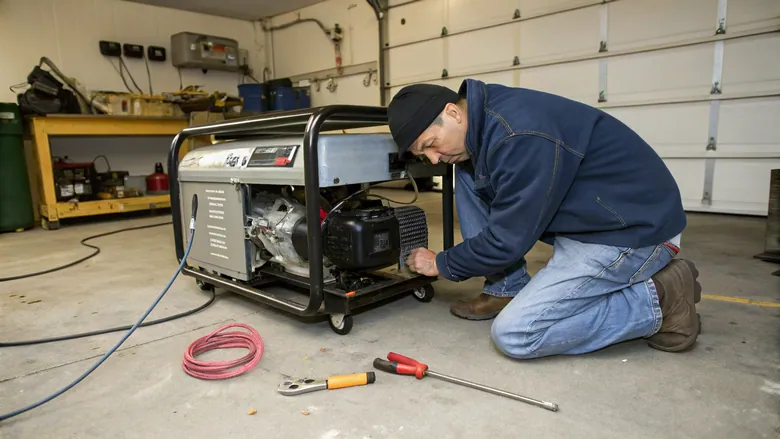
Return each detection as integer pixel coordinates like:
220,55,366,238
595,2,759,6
1,189,779,438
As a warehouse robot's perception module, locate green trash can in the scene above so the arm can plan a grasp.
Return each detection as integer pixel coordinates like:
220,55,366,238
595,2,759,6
0,102,35,232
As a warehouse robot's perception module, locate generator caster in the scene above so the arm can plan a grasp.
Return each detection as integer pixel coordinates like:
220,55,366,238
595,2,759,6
196,279,214,291
412,284,435,303
328,313,353,335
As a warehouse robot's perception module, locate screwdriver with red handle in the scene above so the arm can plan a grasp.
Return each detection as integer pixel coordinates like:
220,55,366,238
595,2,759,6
373,352,559,412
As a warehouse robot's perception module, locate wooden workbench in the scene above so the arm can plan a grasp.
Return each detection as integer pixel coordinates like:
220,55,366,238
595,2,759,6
26,114,190,229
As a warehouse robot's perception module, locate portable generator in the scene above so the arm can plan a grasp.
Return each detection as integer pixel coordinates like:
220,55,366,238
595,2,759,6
168,105,455,334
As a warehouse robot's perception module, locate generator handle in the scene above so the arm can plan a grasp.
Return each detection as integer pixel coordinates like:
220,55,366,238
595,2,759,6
301,106,392,314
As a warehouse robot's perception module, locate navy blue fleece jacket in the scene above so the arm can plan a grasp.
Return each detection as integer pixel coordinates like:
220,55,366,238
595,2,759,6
434,79,686,282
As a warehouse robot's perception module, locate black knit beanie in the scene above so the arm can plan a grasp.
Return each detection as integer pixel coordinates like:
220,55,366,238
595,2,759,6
387,83,459,155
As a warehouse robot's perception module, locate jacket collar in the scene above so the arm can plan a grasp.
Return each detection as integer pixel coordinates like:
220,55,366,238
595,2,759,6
458,79,486,160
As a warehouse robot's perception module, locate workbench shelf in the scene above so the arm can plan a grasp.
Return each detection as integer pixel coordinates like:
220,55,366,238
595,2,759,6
26,115,190,230
40,195,171,230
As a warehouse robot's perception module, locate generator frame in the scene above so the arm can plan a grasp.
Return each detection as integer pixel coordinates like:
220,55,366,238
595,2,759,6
167,105,455,334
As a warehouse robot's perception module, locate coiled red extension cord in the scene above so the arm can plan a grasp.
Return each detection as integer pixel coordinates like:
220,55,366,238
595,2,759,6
182,323,264,380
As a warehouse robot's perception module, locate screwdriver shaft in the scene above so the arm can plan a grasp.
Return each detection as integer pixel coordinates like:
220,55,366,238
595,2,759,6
426,370,559,412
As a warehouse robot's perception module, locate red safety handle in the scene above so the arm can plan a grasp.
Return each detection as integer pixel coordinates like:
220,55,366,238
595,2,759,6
387,352,420,365
385,352,428,379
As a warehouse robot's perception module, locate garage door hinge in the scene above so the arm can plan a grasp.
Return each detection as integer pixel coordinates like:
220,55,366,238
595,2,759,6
706,137,717,151
716,0,728,34
711,41,724,94
512,56,520,66
716,19,726,34
711,81,722,94
441,69,448,78
441,26,448,36
513,9,521,19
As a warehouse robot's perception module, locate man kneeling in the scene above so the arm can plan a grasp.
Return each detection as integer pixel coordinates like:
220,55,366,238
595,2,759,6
388,79,702,359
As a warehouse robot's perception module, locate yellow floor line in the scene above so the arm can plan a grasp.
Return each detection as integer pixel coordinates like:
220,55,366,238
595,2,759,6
702,294,780,308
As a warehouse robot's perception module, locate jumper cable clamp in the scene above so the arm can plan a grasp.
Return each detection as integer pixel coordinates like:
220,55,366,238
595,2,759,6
373,352,559,412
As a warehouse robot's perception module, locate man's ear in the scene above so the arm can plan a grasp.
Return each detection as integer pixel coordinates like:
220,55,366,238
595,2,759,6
444,102,463,123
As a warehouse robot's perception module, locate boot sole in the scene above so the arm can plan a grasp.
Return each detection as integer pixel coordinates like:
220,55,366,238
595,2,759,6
450,308,502,321
648,259,702,352
648,313,701,352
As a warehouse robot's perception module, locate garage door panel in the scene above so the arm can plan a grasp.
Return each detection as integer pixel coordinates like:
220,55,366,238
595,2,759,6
727,0,780,33
519,60,598,105
604,103,710,158
470,71,516,87
608,0,716,52
710,159,780,215
387,40,445,85
447,0,520,32
718,98,780,158
387,0,444,46
518,0,596,19
664,159,706,210
519,5,600,64
607,45,713,104
388,78,451,101
448,26,516,75
722,34,780,97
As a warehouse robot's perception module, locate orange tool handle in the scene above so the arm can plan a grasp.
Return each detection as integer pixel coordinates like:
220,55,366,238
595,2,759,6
326,372,376,390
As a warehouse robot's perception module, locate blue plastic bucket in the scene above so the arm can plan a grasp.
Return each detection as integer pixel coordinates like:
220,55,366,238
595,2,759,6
271,86,297,111
238,83,268,112
295,86,311,109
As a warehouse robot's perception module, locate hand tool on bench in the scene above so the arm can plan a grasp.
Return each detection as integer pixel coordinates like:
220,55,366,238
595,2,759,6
277,372,376,396
373,352,559,412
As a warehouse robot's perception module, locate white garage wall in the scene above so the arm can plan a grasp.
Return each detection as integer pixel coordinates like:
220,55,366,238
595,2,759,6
266,0,381,107
271,0,780,215
0,0,267,103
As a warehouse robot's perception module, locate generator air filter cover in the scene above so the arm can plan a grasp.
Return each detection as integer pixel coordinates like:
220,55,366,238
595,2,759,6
324,207,400,271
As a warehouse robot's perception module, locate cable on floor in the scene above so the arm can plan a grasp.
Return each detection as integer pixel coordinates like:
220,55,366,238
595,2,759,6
0,221,173,283
182,323,264,380
0,289,217,347
0,196,199,422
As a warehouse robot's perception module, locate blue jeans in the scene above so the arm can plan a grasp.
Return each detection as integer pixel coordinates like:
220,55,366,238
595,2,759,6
455,165,676,359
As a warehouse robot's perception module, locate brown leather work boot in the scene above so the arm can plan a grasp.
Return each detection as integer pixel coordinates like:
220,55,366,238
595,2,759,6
450,293,513,320
647,259,702,352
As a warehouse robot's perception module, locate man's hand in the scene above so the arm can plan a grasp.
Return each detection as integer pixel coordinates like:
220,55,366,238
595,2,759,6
405,248,439,277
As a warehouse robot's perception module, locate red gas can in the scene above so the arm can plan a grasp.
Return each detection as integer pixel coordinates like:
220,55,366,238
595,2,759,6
146,162,169,195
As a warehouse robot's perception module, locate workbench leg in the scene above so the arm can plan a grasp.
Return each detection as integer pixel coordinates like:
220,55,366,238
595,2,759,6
442,164,455,250
31,121,59,228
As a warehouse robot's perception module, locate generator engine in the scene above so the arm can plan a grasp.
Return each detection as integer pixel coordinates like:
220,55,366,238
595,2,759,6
243,187,427,290
178,132,431,293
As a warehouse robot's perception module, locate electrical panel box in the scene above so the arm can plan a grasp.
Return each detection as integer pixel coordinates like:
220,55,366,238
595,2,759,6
170,32,240,72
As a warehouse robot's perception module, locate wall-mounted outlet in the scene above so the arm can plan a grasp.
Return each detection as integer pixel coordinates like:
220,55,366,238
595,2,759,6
147,46,166,62
99,40,121,57
123,43,144,59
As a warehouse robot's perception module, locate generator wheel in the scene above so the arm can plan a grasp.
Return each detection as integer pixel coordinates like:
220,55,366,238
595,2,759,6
196,279,214,291
328,313,353,335
412,284,435,303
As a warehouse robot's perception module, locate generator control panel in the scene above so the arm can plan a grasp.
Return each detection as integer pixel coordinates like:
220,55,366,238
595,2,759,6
170,32,240,72
246,146,299,168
